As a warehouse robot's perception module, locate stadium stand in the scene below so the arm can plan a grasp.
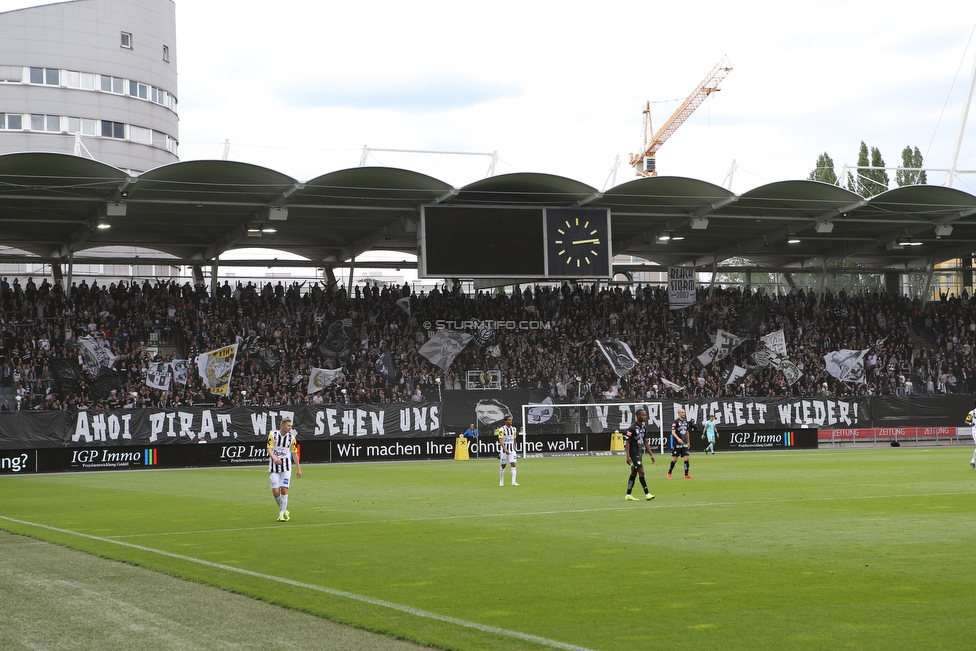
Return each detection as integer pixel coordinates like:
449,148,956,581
2,274,974,412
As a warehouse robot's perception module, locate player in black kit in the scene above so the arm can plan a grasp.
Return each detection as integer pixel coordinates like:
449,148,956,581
624,408,656,501
668,408,694,479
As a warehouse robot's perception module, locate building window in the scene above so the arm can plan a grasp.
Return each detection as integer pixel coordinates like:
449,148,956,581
30,114,44,131
45,68,59,85
162,45,169,62
47,115,60,132
6,114,22,130
0,113,4,129
121,32,132,49
29,67,43,84
101,120,125,139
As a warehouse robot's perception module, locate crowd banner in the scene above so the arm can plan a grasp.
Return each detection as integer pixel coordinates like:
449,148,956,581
668,267,696,310
0,402,444,450
0,395,971,453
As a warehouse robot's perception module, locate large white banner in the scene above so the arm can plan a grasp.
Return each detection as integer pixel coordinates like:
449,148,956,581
668,267,696,310
197,344,239,396
307,367,342,394
760,329,788,356
823,349,869,383
145,362,172,391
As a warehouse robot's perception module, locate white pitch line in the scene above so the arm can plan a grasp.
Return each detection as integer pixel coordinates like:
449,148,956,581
0,515,598,651
105,490,975,540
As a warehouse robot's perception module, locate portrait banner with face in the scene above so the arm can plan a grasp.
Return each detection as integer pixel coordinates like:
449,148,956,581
197,344,239,396
596,338,639,378
419,330,473,371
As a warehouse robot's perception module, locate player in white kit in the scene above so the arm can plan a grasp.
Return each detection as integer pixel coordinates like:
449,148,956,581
498,414,519,486
267,417,302,521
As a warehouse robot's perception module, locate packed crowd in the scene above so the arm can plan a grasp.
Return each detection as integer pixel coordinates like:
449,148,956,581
1,273,974,412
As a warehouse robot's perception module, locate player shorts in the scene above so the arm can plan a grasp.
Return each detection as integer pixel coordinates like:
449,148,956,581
270,471,292,490
500,450,518,465
671,445,689,457
629,455,645,470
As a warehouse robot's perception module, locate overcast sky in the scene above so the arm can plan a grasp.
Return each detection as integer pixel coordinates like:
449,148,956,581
4,0,976,194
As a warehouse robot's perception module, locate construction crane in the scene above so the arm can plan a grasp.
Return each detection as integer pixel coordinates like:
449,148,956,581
628,56,732,177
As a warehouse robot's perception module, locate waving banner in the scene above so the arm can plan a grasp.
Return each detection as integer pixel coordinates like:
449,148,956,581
197,344,239,395
824,349,869,383
419,330,473,371
308,368,342,394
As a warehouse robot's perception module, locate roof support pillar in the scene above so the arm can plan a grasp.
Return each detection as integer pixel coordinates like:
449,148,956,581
708,260,718,299
884,271,900,298
211,259,219,297
347,256,356,295
65,250,74,300
922,261,935,301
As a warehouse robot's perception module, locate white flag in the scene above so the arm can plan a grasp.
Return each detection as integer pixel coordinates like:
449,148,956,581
145,362,172,391
78,335,117,374
595,339,639,378
395,297,411,316
419,330,473,371
171,359,189,385
823,349,869,383
660,377,685,391
760,329,788,356
197,343,239,395
724,365,748,385
713,329,745,364
668,267,696,310
307,367,342,394
697,344,719,367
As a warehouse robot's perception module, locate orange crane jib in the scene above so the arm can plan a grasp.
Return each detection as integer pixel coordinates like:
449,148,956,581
629,56,732,177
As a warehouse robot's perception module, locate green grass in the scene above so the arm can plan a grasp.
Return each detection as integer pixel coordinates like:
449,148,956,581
2,448,976,651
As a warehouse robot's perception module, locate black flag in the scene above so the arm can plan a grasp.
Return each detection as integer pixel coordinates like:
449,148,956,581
51,357,82,397
734,306,766,337
252,346,281,374
375,349,398,383
91,367,124,400
318,318,356,361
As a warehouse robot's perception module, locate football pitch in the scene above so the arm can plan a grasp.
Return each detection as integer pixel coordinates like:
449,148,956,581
2,447,975,651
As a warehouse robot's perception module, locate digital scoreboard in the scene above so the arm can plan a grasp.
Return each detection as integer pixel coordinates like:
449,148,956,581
419,205,611,279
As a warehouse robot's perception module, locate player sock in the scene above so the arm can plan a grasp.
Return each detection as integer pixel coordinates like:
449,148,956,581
627,478,635,494
500,466,505,484
684,460,690,475
639,476,649,493
280,494,288,512
668,460,677,474
275,495,282,509
511,467,517,484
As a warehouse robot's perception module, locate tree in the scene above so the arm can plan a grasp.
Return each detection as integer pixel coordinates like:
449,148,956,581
896,146,927,186
854,141,889,197
807,152,838,184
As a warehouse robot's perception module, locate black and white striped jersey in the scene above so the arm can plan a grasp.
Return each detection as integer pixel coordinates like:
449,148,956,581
267,429,297,473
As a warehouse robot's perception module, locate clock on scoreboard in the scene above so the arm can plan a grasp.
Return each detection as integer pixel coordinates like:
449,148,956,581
544,208,611,278
420,205,611,279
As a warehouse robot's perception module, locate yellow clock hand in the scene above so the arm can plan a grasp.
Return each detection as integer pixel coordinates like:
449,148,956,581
571,238,600,245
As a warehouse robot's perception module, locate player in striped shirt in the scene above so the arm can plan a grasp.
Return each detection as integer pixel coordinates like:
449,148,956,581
267,417,301,522
498,414,519,486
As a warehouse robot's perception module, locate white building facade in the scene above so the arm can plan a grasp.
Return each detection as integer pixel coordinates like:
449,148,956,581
0,0,178,174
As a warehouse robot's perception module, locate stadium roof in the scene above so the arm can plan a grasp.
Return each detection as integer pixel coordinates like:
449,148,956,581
2,151,976,274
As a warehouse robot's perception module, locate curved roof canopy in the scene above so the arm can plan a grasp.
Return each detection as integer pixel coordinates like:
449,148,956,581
1,152,975,273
